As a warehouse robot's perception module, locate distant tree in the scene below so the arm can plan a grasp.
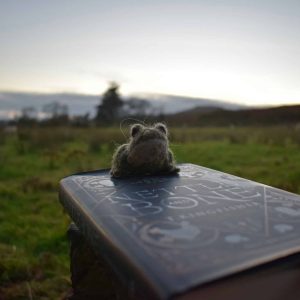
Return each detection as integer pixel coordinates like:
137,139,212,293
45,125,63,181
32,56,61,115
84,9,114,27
122,98,152,117
95,82,123,124
42,102,69,119
19,106,37,122
20,106,37,120
72,112,90,127
42,101,69,125
18,106,37,125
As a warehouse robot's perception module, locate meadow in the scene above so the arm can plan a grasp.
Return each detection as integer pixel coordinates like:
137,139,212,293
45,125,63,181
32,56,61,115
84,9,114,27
1,124,300,299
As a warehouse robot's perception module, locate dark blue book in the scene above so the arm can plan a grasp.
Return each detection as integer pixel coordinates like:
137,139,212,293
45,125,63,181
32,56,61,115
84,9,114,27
59,163,300,300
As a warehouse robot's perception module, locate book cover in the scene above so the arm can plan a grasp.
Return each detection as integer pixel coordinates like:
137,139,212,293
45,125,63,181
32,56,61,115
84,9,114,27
59,163,300,299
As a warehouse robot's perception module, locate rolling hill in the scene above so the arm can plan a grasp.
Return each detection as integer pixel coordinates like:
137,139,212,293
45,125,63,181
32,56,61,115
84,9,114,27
165,105,300,126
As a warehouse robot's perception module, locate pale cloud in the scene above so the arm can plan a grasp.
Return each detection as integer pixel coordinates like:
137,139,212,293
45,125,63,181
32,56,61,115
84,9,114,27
0,0,300,105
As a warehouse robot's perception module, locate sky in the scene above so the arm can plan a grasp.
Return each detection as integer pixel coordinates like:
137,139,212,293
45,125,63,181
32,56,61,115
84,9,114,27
1,0,300,106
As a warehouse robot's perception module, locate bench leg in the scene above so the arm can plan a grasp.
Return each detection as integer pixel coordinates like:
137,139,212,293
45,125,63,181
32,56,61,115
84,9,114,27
67,223,130,300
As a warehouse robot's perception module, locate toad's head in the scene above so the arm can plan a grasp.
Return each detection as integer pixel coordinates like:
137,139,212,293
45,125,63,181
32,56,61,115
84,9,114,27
127,123,169,167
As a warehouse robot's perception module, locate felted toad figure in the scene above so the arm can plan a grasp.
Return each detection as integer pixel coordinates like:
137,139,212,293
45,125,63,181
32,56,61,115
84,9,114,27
110,123,179,178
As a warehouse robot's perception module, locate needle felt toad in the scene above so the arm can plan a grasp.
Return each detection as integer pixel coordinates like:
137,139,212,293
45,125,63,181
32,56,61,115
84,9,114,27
110,123,179,178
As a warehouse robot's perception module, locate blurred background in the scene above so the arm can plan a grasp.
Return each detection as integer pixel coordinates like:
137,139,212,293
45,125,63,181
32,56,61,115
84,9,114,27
1,1,300,299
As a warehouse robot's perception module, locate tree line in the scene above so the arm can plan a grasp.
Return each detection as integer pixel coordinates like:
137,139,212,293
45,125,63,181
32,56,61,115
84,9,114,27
17,82,162,126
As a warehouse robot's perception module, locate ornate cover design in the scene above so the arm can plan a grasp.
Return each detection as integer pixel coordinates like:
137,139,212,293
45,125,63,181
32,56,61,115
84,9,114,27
59,164,300,299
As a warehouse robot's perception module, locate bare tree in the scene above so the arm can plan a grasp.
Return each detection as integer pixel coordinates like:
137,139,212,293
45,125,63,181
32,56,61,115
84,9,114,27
21,106,37,120
95,82,123,124
43,102,69,119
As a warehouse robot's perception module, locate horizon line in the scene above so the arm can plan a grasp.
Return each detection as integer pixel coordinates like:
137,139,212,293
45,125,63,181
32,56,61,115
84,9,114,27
1,89,300,108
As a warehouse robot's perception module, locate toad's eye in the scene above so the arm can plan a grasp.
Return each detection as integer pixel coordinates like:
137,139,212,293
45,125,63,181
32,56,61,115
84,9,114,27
155,123,168,135
130,124,143,137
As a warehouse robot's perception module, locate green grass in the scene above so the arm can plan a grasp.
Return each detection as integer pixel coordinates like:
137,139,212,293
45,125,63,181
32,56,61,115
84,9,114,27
174,141,300,192
0,125,300,299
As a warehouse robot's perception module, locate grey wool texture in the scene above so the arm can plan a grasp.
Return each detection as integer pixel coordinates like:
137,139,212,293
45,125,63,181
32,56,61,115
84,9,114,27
111,123,179,178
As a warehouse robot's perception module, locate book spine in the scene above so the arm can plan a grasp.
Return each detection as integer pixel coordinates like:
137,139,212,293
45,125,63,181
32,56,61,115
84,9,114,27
59,183,164,300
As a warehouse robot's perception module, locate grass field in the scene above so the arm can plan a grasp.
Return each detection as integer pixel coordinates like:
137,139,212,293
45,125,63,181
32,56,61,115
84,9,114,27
1,125,300,299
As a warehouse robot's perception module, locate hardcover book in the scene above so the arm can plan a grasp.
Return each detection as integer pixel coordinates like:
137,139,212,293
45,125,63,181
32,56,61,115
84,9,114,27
59,163,300,299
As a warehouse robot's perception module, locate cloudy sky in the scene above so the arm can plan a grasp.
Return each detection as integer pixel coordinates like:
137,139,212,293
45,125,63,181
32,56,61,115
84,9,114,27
1,0,300,106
